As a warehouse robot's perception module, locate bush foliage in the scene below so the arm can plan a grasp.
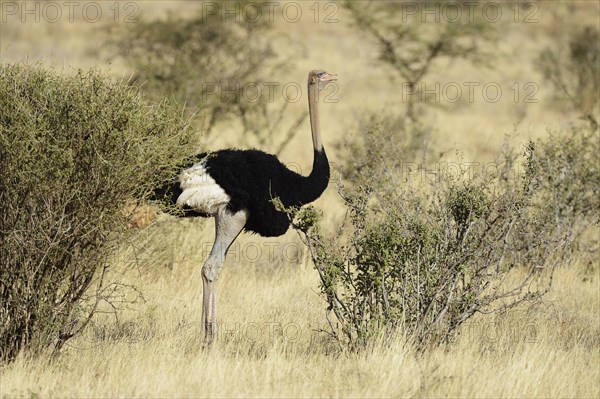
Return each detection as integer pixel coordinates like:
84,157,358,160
294,124,598,349
531,128,600,234
0,63,193,362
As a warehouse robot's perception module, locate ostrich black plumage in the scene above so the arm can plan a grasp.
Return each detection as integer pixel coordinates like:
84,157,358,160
160,147,329,236
154,70,337,343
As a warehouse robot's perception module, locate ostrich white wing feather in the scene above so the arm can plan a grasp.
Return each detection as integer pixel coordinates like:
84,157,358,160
176,162,230,214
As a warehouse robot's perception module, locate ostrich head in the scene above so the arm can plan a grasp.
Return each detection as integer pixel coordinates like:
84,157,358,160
308,70,337,89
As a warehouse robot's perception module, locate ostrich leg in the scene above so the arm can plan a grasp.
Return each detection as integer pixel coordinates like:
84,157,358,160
201,207,248,344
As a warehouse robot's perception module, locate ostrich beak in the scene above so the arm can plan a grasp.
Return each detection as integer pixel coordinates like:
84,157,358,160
321,72,338,82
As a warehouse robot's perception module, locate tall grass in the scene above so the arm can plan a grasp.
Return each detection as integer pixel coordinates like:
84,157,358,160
0,254,597,397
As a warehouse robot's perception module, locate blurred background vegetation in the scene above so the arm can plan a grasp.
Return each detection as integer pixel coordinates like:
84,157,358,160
0,0,599,396
2,0,597,154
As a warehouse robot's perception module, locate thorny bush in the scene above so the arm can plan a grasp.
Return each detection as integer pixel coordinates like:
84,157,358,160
0,63,193,362
292,127,598,350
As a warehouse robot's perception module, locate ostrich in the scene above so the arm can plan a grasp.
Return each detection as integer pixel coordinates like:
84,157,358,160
153,70,337,343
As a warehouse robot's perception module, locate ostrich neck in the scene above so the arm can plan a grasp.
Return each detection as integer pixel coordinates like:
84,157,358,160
308,84,323,152
281,80,329,206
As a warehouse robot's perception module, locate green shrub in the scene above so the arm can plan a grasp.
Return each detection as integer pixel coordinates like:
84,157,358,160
294,144,573,350
0,63,193,362
532,128,600,234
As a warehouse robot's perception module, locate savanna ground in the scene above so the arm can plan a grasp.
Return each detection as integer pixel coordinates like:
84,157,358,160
1,1,599,397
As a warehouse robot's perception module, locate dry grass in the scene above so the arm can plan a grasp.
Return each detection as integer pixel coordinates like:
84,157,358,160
1,1,599,397
1,243,598,397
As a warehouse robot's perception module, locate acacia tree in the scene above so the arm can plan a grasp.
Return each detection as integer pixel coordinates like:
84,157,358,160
107,1,305,152
343,1,496,121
